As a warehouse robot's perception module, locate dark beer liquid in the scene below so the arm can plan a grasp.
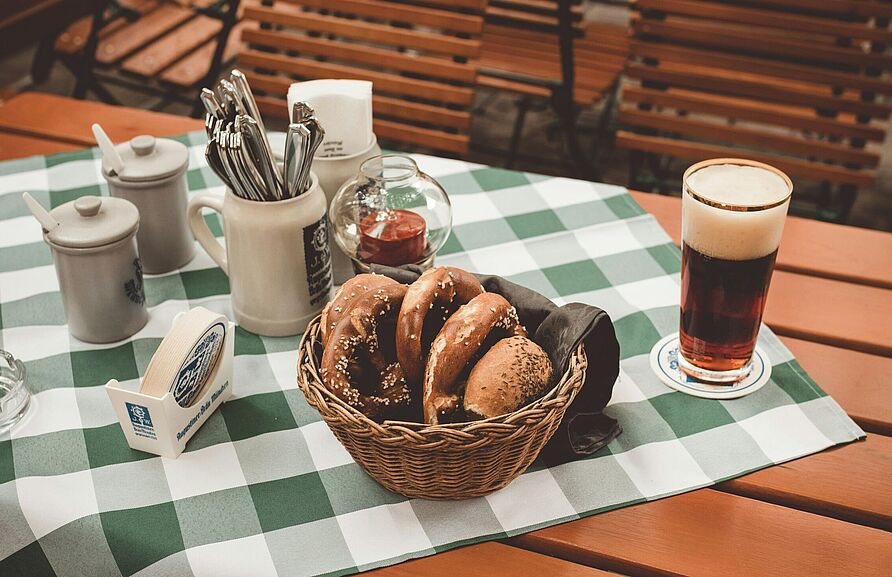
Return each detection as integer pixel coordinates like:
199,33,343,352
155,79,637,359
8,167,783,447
679,243,778,372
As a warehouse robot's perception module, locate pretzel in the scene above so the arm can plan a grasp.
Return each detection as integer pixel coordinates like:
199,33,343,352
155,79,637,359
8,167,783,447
320,283,411,420
321,274,400,346
422,292,526,424
396,267,484,384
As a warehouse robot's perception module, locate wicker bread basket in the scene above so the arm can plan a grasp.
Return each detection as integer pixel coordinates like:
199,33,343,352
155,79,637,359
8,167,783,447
296,315,587,499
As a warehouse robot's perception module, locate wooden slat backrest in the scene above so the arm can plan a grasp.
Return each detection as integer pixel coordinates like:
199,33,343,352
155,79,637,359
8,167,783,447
487,0,584,31
237,0,487,155
618,0,892,187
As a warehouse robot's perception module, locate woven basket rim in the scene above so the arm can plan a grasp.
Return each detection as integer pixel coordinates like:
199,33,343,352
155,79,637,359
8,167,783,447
296,315,586,445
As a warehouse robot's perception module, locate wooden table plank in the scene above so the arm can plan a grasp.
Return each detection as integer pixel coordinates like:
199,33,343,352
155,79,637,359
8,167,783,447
0,131,78,160
766,271,892,357
368,542,618,577
718,434,891,531
780,336,892,435
0,93,202,148
630,191,892,290
512,489,892,577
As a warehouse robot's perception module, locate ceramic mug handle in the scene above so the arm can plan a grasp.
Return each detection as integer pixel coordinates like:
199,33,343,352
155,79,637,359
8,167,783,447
187,193,228,274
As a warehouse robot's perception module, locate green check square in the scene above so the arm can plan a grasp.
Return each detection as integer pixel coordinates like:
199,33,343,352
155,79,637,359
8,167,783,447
204,213,223,237
83,424,155,469
13,429,90,477
249,472,334,532
438,171,483,195
0,541,56,577
596,250,666,287
647,244,682,275
235,326,266,355
0,293,65,328
438,231,464,256
505,269,559,300
45,148,95,167
650,392,736,437
49,184,103,208
0,440,13,484
506,209,566,240
180,267,229,300
175,486,262,548
320,464,406,515
451,219,516,251
554,200,616,230
221,391,297,442
187,169,206,191
771,361,825,404
24,353,73,393
614,311,663,359
144,274,187,307
543,260,611,296
70,342,139,388
471,167,530,191
605,195,645,220
101,502,185,577
0,243,53,274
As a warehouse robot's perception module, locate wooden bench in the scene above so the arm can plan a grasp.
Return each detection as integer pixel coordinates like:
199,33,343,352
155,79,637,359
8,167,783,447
37,0,243,113
617,0,892,221
236,0,487,156
477,0,630,170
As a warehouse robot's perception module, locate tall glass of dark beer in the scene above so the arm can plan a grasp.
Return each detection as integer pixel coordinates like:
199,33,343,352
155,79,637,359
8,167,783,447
679,159,792,383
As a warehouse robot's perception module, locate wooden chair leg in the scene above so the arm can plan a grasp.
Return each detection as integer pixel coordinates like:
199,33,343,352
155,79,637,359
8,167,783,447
552,90,589,178
838,184,859,223
507,95,532,169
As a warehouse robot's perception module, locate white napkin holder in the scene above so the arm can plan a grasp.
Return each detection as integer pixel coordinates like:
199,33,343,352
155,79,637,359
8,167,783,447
105,321,235,458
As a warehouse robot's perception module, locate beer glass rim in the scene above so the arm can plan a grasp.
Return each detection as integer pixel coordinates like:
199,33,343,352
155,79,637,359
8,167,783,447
683,158,793,212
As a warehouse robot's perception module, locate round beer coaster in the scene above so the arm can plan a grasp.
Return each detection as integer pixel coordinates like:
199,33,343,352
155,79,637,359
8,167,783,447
649,333,772,399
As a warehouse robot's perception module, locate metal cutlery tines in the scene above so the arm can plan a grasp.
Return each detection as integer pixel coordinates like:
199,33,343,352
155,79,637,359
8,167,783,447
201,70,323,202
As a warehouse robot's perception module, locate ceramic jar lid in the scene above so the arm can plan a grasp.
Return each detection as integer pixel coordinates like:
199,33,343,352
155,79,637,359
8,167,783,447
104,135,189,182
46,195,139,249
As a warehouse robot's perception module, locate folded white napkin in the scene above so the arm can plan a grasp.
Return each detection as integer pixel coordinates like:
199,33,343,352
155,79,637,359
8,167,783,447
288,79,373,158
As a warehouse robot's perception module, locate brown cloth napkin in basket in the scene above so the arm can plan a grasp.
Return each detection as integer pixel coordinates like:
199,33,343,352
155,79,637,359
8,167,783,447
371,265,622,465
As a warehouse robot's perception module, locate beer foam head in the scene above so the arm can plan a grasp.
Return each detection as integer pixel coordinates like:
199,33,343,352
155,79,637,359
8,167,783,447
683,163,791,261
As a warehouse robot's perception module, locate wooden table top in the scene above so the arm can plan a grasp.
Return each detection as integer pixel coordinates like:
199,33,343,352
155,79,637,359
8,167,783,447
1,92,889,576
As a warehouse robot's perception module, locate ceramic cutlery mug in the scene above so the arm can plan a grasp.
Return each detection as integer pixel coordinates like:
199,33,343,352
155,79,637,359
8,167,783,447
187,173,333,336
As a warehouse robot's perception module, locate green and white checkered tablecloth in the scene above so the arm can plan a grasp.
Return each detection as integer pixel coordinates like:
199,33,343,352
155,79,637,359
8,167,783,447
0,133,864,577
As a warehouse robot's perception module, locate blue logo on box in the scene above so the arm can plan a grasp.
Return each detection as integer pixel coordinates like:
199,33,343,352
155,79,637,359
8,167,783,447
126,403,156,439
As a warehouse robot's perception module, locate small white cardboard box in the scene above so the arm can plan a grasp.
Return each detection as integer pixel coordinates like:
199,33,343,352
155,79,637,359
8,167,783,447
105,322,235,458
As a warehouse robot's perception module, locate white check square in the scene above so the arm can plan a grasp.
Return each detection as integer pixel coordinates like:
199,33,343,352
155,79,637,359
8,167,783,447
162,441,247,500
607,369,649,406
613,439,712,498
451,192,502,226
467,243,539,277
0,265,58,302
266,350,298,392
336,501,433,567
301,420,354,471
0,216,44,249
187,534,279,577
1,324,71,362
573,221,640,260
11,387,82,439
615,274,680,312
485,469,576,532
17,469,99,539
739,403,832,463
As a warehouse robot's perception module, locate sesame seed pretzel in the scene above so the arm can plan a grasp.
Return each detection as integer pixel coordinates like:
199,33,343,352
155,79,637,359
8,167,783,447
320,283,411,419
396,267,484,385
422,292,526,424
321,273,400,346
